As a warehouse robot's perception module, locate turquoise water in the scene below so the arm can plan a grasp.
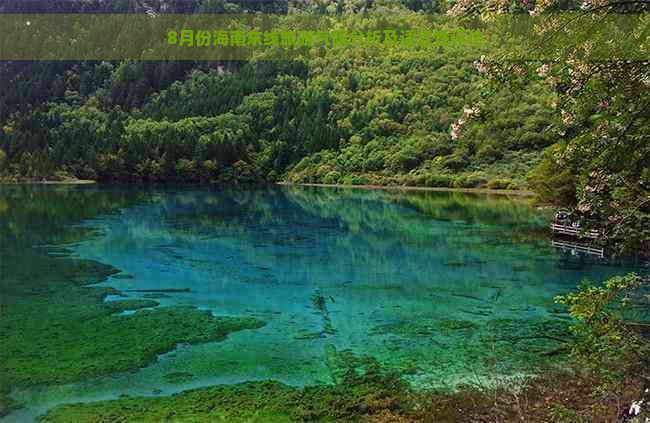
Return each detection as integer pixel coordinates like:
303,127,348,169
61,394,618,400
1,185,644,421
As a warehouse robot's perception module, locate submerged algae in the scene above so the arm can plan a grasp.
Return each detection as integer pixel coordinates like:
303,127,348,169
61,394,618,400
41,382,301,422
0,250,265,416
105,299,160,313
42,346,618,423
0,187,268,416
371,319,480,338
163,372,196,383
41,349,414,423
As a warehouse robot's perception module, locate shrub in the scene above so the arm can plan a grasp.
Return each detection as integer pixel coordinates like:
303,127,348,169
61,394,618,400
232,160,256,183
454,175,488,188
78,165,97,180
216,167,233,183
386,148,421,173
476,144,504,163
375,175,398,186
443,153,469,171
429,139,454,157
364,150,386,172
290,157,315,175
487,178,517,190
201,160,218,181
526,144,576,205
315,164,336,181
425,174,454,187
322,171,341,185
403,174,426,187
555,274,647,389
176,159,197,180
341,175,371,185
52,170,74,181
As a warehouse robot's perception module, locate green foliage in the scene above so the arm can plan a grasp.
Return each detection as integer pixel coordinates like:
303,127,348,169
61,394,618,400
1,50,556,190
549,403,591,423
487,178,516,190
453,174,488,188
555,274,647,386
526,144,576,206
425,174,454,188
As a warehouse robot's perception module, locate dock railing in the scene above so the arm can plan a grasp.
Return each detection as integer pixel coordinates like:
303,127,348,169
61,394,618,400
550,223,600,239
551,239,605,258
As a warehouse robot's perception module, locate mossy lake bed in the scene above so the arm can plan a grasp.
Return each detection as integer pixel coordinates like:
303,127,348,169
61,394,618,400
0,185,644,422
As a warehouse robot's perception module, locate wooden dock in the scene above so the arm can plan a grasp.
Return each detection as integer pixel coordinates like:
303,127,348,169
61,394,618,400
551,239,605,258
550,223,600,239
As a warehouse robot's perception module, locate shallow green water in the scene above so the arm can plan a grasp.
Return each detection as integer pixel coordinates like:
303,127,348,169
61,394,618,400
0,185,643,421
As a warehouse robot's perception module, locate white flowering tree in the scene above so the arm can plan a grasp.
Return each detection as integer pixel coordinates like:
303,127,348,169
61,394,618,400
449,0,649,254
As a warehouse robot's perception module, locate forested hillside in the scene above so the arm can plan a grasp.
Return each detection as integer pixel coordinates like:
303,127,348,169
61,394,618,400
0,0,557,189
0,0,647,253
0,58,555,187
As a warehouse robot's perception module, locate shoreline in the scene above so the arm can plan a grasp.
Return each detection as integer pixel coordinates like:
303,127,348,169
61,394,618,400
278,181,535,197
0,179,96,185
0,179,534,197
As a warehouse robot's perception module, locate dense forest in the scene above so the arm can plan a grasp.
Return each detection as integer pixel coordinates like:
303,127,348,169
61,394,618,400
0,0,647,253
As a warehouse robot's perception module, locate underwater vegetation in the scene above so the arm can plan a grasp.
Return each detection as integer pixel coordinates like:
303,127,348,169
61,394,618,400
311,290,336,337
40,349,415,423
0,249,265,417
38,345,650,422
0,187,266,417
311,290,327,312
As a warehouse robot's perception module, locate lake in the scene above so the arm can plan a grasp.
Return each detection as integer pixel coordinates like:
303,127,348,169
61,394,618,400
0,185,642,421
